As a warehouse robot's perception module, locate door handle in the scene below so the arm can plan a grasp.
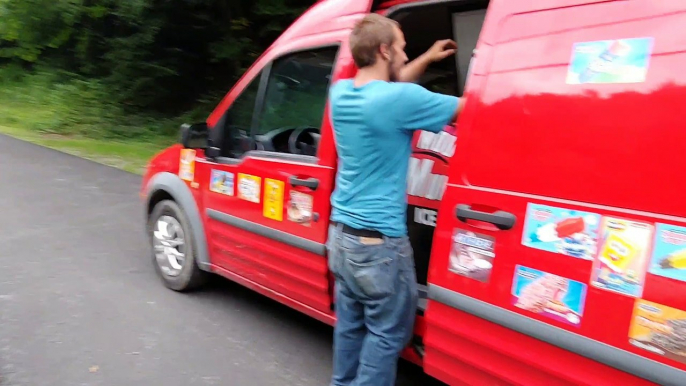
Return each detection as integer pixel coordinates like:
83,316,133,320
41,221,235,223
456,204,516,231
289,176,319,190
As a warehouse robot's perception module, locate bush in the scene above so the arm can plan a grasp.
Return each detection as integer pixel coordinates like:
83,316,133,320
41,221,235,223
0,65,213,141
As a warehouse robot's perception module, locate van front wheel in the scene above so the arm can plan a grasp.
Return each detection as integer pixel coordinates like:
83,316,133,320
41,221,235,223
148,199,208,291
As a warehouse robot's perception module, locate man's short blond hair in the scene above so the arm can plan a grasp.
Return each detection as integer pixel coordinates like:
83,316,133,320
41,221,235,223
349,14,399,68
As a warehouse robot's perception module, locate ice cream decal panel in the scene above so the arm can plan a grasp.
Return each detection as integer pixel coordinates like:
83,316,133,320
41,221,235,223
522,203,600,261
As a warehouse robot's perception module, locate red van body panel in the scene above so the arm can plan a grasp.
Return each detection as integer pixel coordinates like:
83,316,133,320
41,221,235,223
425,0,686,385
142,0,686,384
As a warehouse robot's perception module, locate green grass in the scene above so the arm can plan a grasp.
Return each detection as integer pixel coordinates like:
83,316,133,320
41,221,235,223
0,124,172,174
0,66,202,174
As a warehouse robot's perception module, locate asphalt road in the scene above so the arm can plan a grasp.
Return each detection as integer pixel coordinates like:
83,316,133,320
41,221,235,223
0,135,444,386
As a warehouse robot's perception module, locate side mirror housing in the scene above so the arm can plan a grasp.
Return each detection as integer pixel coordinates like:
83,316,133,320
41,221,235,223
180,122,209,149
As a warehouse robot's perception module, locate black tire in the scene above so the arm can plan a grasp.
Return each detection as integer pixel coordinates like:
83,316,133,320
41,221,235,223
147,199,209,291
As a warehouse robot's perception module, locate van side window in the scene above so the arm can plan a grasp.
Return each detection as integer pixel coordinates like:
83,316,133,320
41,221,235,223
253,47,338,156
219,72,262,158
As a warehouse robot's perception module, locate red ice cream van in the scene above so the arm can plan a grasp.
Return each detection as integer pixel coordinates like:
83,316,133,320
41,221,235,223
141,0,686,384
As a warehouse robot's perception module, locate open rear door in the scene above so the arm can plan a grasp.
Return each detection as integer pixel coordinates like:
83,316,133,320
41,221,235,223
424,1,686,385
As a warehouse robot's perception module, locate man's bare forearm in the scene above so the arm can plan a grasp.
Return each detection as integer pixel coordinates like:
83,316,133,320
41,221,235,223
398,52,432,83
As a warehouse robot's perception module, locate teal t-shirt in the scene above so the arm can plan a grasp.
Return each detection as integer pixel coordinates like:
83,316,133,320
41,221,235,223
328,79,459,237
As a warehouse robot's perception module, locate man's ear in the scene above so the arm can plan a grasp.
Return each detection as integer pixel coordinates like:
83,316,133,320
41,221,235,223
379,44,391,61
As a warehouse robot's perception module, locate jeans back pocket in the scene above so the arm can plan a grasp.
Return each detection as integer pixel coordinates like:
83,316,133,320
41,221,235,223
345,254,398,300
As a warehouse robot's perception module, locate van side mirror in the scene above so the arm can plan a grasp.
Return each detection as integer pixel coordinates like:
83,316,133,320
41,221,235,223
180,123,209,149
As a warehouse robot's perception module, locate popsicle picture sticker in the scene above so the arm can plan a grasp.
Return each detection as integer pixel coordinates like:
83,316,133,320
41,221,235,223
566,37,654,84
629,300,686,365
522,203,600,260
179,149,196,182
511,265,587,327
209,170,234,196
591,217,654,297
448,230,495,283
287,191,314,226
649,223,686,283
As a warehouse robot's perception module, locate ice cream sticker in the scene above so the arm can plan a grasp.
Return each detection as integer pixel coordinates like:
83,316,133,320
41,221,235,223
179,149,196,181
591,217,653,297
511,265,587,327
566,37,654,84
649,223,686,283
287,191,313,226
263,178,284,221
629,299,686,365
237,173,261,203
210,170,234,196
522,203,600,260
449,230,495,283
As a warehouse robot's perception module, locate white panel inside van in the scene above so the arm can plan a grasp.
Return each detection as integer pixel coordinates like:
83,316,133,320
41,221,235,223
453,9,487,94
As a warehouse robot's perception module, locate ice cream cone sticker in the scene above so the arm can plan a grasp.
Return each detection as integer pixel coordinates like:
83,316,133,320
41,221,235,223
658,248,686,270
649,224,686,283
511,266,587,327
179,149,196,181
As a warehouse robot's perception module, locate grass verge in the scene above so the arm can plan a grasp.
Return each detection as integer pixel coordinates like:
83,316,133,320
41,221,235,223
0,125,173,175
0,66,207,174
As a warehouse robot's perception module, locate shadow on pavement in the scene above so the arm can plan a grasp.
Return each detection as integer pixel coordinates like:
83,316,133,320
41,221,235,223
188,276,447,386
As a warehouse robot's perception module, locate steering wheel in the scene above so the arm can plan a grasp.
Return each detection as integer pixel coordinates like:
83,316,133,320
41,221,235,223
288,127,319,155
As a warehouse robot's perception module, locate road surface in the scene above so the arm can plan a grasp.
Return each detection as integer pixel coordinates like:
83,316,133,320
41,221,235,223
0,135,445,386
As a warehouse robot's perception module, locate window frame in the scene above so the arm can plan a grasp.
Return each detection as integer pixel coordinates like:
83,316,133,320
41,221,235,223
212,43,341,165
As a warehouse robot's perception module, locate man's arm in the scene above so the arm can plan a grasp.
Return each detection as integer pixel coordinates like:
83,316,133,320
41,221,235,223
398,39,457,83
397,52,433,83
396,83,461,133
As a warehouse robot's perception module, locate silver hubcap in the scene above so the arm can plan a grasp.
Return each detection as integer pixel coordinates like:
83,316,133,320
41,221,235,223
153,215,186,277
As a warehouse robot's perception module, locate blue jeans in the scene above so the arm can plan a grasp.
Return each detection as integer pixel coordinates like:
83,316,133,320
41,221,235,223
326,223,418,386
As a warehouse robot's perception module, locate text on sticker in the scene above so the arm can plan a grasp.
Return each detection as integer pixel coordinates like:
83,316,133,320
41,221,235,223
455,233,493,250
414,208,437,227
636,316,672,334
416,131,456,158
407,158,447,201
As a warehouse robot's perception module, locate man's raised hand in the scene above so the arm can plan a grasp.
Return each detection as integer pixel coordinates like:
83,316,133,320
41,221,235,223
427,39,457,62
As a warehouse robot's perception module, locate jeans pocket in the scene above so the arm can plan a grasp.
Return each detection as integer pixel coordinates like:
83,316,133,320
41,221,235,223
346,256,398,300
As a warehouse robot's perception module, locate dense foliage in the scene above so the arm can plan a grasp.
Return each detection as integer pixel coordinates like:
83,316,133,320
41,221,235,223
0,0,313,138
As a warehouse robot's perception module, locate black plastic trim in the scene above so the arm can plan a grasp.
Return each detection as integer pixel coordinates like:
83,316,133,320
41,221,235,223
206,209,326,256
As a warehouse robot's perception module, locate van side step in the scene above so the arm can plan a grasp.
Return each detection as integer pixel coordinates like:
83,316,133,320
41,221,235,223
412,336,425,359
417,297,428,316
417,284,428,316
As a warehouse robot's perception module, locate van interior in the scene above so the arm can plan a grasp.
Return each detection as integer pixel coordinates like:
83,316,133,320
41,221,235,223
391,0,488,97
389,0,489,295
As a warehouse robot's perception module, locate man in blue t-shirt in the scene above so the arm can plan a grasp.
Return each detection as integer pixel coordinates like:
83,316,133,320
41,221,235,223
326,13,465,386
